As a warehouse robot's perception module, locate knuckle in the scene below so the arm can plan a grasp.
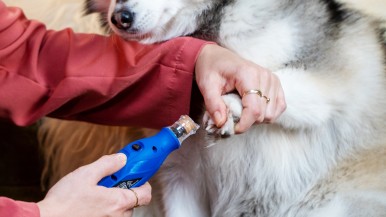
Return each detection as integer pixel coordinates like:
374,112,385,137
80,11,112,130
143,192,152,205
237,65,250,75
140,183,153,205
264,113,275,123
272,72,279,80
256,114,265,123
73,165,90,177
237,124,247,133
262,68,271,76
250,108,265,123
258,67,271,77
254,115,265,124
144,182,152,192
279,99,287,112
115,191,131,208
242,62,259,73
250,108,262,118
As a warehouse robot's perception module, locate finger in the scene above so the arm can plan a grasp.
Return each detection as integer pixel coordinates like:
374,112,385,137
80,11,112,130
78,153,127,184
274,82,287,119
233,66,270,128
123,210,133,217
256,70,271,123
201,82,228,127
262,75,278,123
234,95,264,133
130,182,152,207
235,94,264,133
235,107,258,133
114,182,152,210
263,93,276,123
92,182,151,215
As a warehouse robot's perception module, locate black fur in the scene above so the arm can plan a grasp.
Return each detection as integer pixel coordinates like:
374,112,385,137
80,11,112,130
191,0,235,41
321,0,348,24
84,0,96,14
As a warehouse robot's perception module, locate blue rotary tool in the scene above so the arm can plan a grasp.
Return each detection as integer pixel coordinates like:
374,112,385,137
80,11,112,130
98,115,199,189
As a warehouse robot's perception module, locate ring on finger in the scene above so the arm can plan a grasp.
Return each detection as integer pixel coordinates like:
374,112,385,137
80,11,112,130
129,189,139,208
262,95,270,104
242,89,262,97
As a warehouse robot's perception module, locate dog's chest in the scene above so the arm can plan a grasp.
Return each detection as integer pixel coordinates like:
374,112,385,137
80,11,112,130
199,127,320,217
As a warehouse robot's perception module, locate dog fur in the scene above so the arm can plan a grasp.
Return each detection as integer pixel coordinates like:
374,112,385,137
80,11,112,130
82,0,386,216
27,0,386,216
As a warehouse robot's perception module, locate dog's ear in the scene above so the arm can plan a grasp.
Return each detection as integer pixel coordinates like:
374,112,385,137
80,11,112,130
84,0,111,33
84,0,110,14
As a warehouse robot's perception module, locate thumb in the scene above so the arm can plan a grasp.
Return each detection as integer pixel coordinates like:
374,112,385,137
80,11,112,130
81,153,127,184
202,89,227,127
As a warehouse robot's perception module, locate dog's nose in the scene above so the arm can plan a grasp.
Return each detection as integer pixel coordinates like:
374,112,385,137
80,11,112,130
111,10,134,30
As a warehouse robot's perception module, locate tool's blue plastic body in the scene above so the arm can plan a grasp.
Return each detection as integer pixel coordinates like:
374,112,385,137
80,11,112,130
98,127,180,189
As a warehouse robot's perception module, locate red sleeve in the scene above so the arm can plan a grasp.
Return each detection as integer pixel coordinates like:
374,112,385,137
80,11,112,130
0,1,211,129
0,197,39,217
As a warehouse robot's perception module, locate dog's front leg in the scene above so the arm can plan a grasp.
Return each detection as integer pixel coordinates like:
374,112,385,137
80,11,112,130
273,67,338,130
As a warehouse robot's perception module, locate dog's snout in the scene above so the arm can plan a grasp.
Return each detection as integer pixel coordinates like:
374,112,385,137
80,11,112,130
111,10,134,30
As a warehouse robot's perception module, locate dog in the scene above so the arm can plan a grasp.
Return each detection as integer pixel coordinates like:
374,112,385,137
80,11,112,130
38,0,386,216
81,0,386,216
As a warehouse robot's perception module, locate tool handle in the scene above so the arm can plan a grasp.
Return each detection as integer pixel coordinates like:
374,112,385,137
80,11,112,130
98,128,180,188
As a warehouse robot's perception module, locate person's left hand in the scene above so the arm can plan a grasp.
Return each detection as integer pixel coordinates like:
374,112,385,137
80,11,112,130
195,44,286,133
38,154,152,217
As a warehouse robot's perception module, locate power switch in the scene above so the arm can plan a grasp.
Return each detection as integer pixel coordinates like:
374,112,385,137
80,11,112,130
132,144,141,151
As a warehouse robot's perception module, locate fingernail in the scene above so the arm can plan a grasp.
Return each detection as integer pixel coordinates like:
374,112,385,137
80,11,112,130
234,124,240,133
214,111,222,126
116,153,127,164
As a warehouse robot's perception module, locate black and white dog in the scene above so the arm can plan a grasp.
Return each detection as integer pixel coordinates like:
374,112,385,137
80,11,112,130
85,0,386,216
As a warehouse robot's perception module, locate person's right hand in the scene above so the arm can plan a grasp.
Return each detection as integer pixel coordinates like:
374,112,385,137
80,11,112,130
37,154,152,217
195,44,286,133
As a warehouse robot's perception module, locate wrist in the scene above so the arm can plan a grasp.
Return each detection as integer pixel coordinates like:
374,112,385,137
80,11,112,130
38,199,58,217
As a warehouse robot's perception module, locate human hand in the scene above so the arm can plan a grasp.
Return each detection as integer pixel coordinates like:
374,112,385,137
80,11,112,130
37,154,152,217
195,44,286,133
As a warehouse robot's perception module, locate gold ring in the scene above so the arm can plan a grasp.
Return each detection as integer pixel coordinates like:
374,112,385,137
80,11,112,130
262,95,270,104
129,189,139,208
242,89,262,97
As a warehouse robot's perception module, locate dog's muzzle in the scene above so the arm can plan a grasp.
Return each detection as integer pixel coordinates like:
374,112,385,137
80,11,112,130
111,10,134,30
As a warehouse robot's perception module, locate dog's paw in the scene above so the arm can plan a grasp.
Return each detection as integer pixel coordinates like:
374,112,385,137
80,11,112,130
203,93,242,137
